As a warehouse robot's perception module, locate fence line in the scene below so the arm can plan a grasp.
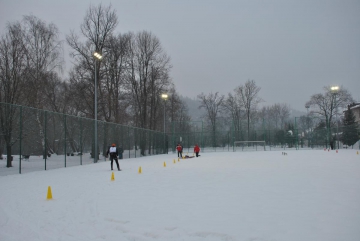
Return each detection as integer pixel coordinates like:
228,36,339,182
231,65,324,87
0,102,167,175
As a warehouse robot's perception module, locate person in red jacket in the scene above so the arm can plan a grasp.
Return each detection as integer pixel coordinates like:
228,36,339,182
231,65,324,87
176,143,183,158
194,144,200,157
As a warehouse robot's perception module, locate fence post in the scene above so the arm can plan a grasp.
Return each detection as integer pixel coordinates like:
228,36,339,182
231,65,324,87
232,121,235,152
127,126,130,158
201,121,204,152
64,114,67,168
19,106,22,174
134,128,137,158
44,111,47,169
80,117,83,165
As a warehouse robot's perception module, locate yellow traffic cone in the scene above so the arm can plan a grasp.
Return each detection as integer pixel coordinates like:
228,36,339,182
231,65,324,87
357,151,359,155
138,166,142,174
163,162,166,167
111,172,115,181
174,159,176,164
46,186,53,200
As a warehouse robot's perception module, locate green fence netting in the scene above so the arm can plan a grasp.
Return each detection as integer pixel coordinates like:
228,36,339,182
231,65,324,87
0,102,167,175
1,102,359,175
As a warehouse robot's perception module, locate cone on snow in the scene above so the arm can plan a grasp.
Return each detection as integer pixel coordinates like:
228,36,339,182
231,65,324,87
46,186,53,200
357,151,359,155
163,162,166,167
111,172,115,181
138,166,142,174
174,159,176,163
336,150,338,153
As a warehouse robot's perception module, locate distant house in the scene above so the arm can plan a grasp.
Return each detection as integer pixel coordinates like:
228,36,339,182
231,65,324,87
344,102,360,124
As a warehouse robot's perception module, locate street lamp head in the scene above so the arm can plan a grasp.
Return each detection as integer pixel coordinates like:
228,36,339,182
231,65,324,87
93,52,102,60
161,94,168,100
330,86,339,93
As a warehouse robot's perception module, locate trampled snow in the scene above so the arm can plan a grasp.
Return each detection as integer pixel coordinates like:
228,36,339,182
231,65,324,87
1,150,360,241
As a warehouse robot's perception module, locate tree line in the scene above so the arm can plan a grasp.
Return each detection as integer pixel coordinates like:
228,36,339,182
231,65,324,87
0,4,190,164
197,81,358,148
1,4,359,165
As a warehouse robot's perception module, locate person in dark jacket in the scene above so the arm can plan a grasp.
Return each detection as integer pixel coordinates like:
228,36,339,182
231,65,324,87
176,143,183,158
194,144,201,157
106,143,121,171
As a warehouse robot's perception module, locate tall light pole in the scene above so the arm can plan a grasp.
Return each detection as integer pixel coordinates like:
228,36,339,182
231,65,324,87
305,104,310,147
331,85,340,149
161,94,168,154
93,52,102,162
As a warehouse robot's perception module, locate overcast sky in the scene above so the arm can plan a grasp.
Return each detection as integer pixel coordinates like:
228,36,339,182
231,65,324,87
1,0,359,111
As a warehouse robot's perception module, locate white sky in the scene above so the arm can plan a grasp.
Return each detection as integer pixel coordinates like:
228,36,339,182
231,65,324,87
1,0,360,111
1,150,360,240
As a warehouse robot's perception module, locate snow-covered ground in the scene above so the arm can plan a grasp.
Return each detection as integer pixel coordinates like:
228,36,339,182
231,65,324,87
0,150,360,241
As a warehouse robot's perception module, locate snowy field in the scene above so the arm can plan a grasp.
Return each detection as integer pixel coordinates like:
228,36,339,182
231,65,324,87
0,150,360,241
0,145,304,176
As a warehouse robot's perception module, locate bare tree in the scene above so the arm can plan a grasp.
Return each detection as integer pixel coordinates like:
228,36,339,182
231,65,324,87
19,15,64,159
103,33,132,124
258,106,271,130
279,103,290,129
269,104,281,129
0,21,27,167
66,3,118,119
222,92,244,140
21,15,64,108
126,31,172,155
306,86,354,149
66,4,118,157
167,87,191,132
127,31,171,128
235,80,262,141
197,92,225,146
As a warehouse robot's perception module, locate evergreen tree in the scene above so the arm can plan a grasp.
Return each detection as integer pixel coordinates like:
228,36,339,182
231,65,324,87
312,121,327,147
341,107,359,147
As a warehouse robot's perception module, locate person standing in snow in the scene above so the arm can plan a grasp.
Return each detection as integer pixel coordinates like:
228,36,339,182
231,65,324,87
176,143,183,158
106,143,121,171
194,144,201,157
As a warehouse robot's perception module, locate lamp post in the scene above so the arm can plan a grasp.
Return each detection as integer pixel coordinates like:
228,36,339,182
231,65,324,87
93,52,102,163
294,116,299,149
331,85,340,149
305,105,310,147
161,94,168,154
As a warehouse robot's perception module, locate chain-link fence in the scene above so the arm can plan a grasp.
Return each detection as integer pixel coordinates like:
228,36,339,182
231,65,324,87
170,120,360,153
2,102,359,175
0,102,167,175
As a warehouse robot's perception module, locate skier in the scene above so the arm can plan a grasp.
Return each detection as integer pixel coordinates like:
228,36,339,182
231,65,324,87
106,143,121,171
194,144,201,157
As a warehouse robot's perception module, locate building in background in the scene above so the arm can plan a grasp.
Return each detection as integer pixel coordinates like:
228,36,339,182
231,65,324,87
344,102,360,124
